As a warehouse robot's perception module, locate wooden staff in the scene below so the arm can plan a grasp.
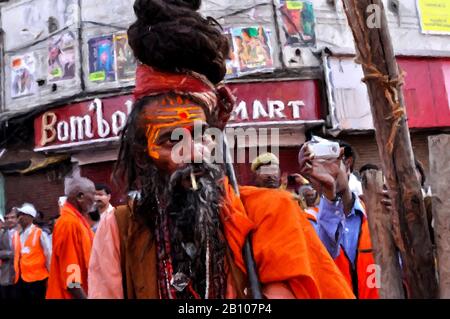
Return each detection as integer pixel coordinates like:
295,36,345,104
341,0,437,298
222,133,263,299
361,169,404,298
428,134,450,298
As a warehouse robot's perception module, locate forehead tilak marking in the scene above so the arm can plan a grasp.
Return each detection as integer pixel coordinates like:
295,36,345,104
143,96,205,159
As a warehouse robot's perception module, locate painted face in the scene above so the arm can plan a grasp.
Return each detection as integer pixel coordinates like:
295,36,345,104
140,96,210,175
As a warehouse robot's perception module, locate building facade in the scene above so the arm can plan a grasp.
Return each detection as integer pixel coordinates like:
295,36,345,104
0,0,449,217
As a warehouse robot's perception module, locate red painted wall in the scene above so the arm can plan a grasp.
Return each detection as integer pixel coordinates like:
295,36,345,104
398,57,450,128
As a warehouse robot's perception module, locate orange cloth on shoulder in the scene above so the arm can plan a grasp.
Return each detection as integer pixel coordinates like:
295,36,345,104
221,181,355,299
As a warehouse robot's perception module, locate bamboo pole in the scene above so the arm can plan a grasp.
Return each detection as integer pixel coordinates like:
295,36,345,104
361,169,405,298
341,0,437,298
428,134,450,298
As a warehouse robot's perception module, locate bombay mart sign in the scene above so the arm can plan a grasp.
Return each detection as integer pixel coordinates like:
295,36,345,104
34,80,322,151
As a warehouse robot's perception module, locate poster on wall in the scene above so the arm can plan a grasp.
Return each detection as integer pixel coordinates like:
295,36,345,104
11,53,38,99
224,31,239,79
1,0,78,51
417,0,450,35
88,35,116,82
113,32,136,81
48,31,76,82
279,0,316,47
231,26,274,76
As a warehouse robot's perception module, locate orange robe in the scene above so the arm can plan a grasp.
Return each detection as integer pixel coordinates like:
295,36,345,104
224,183,355,299
46,202,94,299
88,178,354,299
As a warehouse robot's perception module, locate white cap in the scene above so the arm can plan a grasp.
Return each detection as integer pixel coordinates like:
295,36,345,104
17,203,37,218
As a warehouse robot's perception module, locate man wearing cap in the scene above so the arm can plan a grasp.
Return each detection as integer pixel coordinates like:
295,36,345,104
13,203,52,300
251,153,283,189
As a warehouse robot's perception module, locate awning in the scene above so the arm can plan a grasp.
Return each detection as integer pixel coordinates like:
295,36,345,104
0,150,69,174
19,154,69,174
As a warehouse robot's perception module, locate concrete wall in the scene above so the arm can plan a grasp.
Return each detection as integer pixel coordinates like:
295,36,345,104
0,0,449,116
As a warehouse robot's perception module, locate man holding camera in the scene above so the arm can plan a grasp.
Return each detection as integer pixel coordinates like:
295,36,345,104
298,139,379,299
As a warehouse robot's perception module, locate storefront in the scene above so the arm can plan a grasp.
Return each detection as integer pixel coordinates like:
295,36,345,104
324,55,450,175
32,79,325,203
33,94,133,206
226,79,324,184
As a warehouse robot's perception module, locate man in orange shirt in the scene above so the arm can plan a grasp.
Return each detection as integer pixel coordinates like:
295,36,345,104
46,176,95,299
14,203,52,300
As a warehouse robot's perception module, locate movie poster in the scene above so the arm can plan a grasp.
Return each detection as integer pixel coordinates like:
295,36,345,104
113,32,136,81
11,53,38,98
88,35,116,82
224,31,238,79
231,26,274,75
279,0,316,47
48,31,76,82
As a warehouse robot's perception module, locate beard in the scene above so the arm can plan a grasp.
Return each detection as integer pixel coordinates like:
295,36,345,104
136,162,227,299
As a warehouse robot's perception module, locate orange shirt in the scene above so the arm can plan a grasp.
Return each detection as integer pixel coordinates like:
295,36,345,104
46,202,94,299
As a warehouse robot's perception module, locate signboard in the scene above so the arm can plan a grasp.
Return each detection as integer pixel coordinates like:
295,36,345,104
279,0,316,47
35,80,322,150
227,80,321,125
34,95,133,151
417,0,450,35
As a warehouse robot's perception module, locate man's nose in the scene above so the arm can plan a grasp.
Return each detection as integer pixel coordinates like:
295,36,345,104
187,140,211,164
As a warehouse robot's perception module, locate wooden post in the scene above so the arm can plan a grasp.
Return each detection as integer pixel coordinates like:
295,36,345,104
428,134,450,298
341,0,438,298
361,169,405,299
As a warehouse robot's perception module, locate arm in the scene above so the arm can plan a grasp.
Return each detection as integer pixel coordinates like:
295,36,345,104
88,211,123,299
0,250,13,260
68,287,87,299
40,231,52,271
0,232,13,260
298,142,348,258
316,196,345,258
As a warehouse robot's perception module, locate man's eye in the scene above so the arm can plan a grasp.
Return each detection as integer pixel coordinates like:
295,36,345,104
162,138,178,146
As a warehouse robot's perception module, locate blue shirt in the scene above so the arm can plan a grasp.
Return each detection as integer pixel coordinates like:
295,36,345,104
311,194,365,266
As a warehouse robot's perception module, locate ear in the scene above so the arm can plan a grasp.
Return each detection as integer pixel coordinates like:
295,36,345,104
338,147,346,160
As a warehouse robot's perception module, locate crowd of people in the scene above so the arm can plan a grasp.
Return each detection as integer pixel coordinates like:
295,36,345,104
0,140,433,300
0,0,436,300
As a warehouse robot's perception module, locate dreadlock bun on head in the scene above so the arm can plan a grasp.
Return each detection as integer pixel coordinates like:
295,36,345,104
128,0,229,84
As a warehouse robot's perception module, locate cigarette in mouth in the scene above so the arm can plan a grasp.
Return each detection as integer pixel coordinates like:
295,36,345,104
190,171,198,191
